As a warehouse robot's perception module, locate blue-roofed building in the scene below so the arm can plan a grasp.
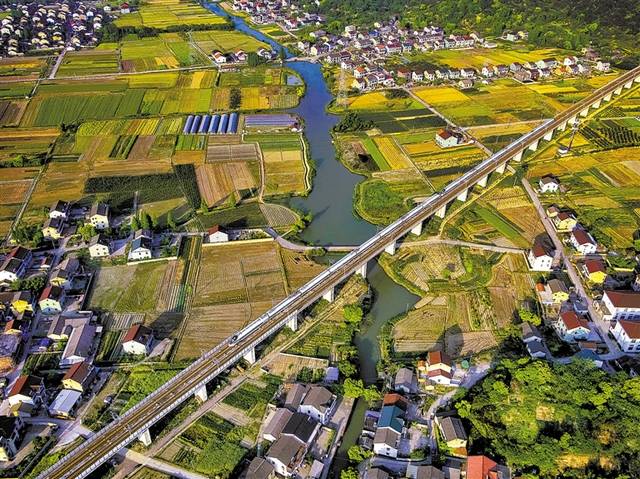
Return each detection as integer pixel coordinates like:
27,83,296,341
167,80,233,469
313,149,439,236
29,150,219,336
183,115,194,134
209,114,220,134
377,405,404,434
218,113,229,134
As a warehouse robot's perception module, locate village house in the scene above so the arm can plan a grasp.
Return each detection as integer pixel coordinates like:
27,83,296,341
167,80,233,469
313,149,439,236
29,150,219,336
49,200,70,220
8,375,45,411
582,258,607,284
406,465,445,479
0,246,32,284
122,324,154,356
38,285,65,315
633,275,640,292
436,415,467,451
62,360,96,393
48,389,82,419
521,322,546,358
0,416,25,462
466,455,511,479
373,404,405,458
50,257,80,290
42,216,64,240
89,202,110,230
88,234,110,258
298,385,336,424
611,320,640,353
528,242,554,271
458,78,474,89
435,129,464,148
394,367,415,394
128,230,153,261
596,61,610,72
423,350,453,385
246,457,275,479
548,278,570,303
570,228,598,255
602,290,640,320
539,176,560,193
553,211,578,232
556,311,591,342
266,435,306,477
61,322,96,366
263,408,294,442
207,225,229,243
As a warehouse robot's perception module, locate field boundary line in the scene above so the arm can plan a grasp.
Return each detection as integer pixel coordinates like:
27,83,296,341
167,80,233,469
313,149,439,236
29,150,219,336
5,165,46,246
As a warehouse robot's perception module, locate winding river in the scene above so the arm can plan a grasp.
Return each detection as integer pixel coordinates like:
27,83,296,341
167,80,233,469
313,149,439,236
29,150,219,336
206,3,420,470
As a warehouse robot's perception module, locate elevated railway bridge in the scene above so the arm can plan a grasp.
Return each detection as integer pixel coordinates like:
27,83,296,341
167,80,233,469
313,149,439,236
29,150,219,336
40,65,640,479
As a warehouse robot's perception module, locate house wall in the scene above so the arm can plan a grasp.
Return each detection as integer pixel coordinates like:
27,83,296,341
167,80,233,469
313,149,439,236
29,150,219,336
373,442,398,458
122,340,148,356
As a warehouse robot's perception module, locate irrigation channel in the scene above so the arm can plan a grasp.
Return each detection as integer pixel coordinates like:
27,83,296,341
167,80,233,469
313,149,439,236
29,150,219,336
207,3,420,471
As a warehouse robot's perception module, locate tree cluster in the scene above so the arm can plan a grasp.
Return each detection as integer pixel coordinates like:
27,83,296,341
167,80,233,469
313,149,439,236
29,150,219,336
456,359,640,478
333,112,375,133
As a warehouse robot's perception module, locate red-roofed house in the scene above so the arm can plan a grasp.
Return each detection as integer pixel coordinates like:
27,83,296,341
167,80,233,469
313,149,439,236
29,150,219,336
527,242,553,271
122,324,153,356
8,375,44,409
582,259,607,284
611,320,640,353
602,290,640,320
424,350,453,385
556,311,591,342
207,225,229,243
38,285,65,315
570,228,597,255
435,129,464,148
466,455,511,479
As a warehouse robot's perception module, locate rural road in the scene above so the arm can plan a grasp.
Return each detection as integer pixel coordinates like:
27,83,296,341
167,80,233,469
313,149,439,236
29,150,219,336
520,177,622,358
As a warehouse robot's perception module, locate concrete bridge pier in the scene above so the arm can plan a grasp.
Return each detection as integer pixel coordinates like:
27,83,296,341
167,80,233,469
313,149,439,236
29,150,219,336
512,150,523,162
356,262,367,278
603,92,612,102
543,130,553,141
557,121,567,131
614,86,623,95
635,76,640,83
194,384,207,403
384,242,397,255
528,139,539,151
435,204,447,219
477,175,488,188
286,312,298,331
322,287,335,302
495,162,507,175
138,429,152,447
568,116,577,126
580,107,590,117
457,189,468,202
410,222,423,236
591,99,601,109
624,80,633,89
243,347,256,364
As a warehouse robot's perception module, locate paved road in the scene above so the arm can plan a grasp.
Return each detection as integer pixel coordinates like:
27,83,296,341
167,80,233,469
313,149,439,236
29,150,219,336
117,450,208,479
401,238,525,254
520,177,622,358
39,65,640,479
49,48,68,79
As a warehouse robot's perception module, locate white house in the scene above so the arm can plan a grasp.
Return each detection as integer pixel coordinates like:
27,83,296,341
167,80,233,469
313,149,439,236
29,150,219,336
266,435,306,477
570,228,597,255
88,234,110,258
602,290,640,321
539,176,560,193
128,231,152,261
633,275,640,292
611,320,640,353
122,324,153,356
8,375,44,409
556,311,591,342
298,386,336,424
426,350,453,385
263,408,293,442
49,200,70,220
48,389,82,419
528,242,554,271
435,129,464,148
207,225,229,243
38,285,65,315
394,367,415,393
61,323,96,367
0,246,32,284
89,202,110,230
373,428,400,458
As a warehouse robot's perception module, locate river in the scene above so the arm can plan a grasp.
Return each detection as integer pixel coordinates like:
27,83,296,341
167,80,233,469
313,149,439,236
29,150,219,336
205,3,420,472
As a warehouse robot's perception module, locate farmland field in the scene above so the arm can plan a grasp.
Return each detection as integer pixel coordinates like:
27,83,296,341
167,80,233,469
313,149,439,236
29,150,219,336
115,0,227,29
192,30,267,53
0,56,48,79
57,50,120,76
196,162,257,207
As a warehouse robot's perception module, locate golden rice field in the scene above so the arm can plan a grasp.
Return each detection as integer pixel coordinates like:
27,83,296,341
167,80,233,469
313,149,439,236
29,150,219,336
343,91,422,111
192,30,267,53
115,0,226,29
425,47,568,70
263,150,306,196
373,136,412,169
241,87,270,110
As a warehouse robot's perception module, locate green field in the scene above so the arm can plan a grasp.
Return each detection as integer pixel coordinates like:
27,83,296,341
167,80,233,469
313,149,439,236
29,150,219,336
58,50,120,76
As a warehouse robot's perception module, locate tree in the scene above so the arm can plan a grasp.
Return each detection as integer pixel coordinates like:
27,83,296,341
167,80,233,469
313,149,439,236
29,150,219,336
140,211,153,230
518,308,541,326
12,275,46,294
338,360,357,378
131,215,140,231
166,211,176,231
343,304,364,324
343,378,381,402
278,47,286,62
78,224,96,242
340,468,358,479
333,112,375,132
347,444,372,462
230,88,242,110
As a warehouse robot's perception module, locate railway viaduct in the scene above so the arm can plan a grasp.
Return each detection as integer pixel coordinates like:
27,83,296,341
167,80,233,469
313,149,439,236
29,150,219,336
40,65,640,479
